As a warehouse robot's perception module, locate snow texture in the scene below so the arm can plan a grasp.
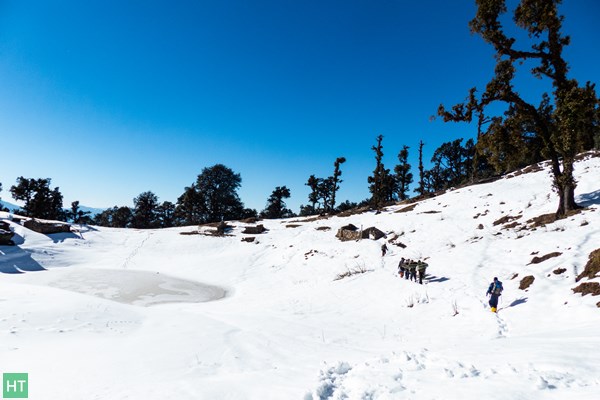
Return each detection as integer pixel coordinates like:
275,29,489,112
1,154,600,399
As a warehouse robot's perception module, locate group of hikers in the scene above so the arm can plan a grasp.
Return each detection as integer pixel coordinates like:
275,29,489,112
382,244,503,312
397,257,428,285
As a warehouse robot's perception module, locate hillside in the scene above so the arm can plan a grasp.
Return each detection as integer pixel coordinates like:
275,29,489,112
1,153,599,400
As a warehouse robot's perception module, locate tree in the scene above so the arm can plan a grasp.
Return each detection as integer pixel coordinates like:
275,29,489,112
10,177,64,219
438,0,600,217
329,157,346,212
176,164,246,224
427,138,476,189
195,164,245,222
261,186,294,219
394,146,413,201
94,208,113,226
336,200,358,213
0,182,6,212
67,201,91,224
304,175,332,215
414,141,426,197
112,206,133,228
241,208,259,220
305,175,321,213
368,135,394,209
132,191,160,229
175,185,203,226
157,201,176,228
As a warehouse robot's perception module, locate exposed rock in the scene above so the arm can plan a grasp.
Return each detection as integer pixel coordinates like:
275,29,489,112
242,224,267,234
519,275,535,290
395,204,417,213
24,218,71,234
0,221,15,245
529,252,562,265
576,248,600,282
493,215,522,226
572,282,600,297
553,268,567,275
336,225,386,242
241,237,255,243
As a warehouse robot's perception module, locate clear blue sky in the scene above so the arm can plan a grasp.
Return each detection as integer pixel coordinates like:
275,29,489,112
1,0,598,213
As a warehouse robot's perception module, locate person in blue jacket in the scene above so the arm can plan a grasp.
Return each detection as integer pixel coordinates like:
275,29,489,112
486,277,503,312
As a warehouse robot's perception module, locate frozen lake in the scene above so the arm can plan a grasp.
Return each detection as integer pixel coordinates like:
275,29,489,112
38,268,227,306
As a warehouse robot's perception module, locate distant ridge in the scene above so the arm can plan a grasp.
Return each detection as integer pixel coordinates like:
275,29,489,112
0,200,103,218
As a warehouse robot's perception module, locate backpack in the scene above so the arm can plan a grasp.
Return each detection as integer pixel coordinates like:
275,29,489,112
492,281,503,295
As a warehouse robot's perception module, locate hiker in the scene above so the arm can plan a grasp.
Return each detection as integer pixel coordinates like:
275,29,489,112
397,258,406,278
404,259,411,280
381,243,388,257
416,260,428,284
486,277,503,313
407,260,418,282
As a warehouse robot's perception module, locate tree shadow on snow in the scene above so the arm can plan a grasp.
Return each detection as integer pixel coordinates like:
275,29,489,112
49,231,82,243
507,297,528,308
0,238,47,274
577,189,600,207
427,275,450,283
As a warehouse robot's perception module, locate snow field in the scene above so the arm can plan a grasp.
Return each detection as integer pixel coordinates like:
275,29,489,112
1,154,599,399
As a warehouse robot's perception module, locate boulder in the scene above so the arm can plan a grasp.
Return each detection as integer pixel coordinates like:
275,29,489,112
336,225,386,242
0,221,15,245
242,224,266,234
24,218,71,234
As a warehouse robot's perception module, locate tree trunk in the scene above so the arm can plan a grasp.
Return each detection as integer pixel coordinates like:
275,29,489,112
554,158,580,217
556,182,579,217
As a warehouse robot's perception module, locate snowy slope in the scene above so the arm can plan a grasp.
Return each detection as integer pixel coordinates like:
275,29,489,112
1,154,599,400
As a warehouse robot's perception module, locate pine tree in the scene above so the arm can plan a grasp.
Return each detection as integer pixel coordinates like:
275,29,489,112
305,175,320,213
175,186,203,226
261,186,293,219
67,201,91,224
113,206,133,228
368,135,393,209
93,208,113,227
10,177,64,219
132,191,160,229
335,200,358,213
438,0,600,217
329,157,346,212
197,164,245,222
394,146,413,201
429,138,475,189
414,141,426,197
175,164,246,224
157,201,176,228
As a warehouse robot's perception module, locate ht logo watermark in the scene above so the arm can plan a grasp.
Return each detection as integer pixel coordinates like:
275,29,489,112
3,373,28,398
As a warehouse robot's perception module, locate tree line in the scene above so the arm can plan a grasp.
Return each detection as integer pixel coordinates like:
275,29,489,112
1,1,598,225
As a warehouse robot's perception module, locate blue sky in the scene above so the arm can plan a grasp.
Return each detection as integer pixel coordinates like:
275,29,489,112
0,0,598,213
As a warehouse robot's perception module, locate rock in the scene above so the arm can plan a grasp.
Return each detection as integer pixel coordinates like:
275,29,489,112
335,225,386,241
23,218,71,234
242,224,266,234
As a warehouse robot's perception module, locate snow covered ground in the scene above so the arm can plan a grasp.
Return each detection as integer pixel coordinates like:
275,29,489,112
1,154,599,399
